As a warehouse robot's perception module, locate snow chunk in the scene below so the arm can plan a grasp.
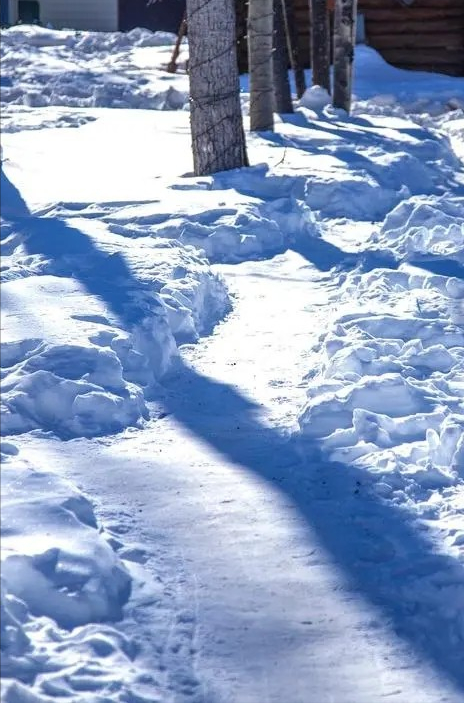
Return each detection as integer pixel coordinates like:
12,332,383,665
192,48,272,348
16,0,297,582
0,449,155,700
1,453,131,630
373,195,464,264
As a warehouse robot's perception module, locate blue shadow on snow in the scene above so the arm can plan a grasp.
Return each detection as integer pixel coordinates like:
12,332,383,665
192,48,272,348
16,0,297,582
161,360,464,693
1,164,156,327
3,164,464,693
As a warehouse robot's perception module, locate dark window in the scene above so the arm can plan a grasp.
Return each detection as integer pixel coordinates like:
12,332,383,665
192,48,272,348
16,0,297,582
18,0,40,24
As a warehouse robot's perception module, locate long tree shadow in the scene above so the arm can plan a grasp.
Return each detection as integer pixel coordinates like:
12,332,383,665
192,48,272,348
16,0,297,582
1,164,160,328
290,230,464,280
3,164,464,691
162,360,464,692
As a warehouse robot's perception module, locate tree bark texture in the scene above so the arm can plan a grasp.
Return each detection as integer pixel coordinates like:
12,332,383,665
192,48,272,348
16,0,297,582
273,0,293,113
310,0,331,92
332,0,358,112
187,0,248,175
248,0,275,131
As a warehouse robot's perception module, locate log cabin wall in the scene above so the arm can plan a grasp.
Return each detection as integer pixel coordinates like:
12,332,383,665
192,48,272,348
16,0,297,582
236,0,464,77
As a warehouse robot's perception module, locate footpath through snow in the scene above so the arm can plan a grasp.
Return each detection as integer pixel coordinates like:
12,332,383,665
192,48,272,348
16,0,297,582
1,26,464,703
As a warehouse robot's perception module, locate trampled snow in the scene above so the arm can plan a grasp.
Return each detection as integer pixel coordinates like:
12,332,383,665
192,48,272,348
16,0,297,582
1,25,464,703
0,25,189,116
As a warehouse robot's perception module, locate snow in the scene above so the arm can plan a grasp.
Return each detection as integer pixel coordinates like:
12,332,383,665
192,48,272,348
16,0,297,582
1,25,464,703
372,195,464,264
0,26,189,114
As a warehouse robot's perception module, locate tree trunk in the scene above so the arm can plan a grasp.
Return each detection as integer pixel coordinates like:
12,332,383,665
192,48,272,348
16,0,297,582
167,13,187,73
332,0,357,112
310,0,331,92
273,0,293,113
187,0,248,175
248,0,274,131
281,0,306,99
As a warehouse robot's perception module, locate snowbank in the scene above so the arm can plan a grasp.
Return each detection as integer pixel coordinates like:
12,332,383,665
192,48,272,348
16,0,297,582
371,195,464,265
102,174,320,263
0,443,157,701
1,212,230,437
299,264,464,483
1,448,131,629
298,259,464,642
249,109,460,220
350,46,463,119
0,25,189,112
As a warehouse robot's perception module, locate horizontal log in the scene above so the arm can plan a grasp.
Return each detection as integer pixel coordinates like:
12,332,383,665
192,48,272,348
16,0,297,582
291,6,464,25
372,32,464,50
362,8,464,21
366,19,464,34
359,0,464,8
293,0,464,9
380,48,464,64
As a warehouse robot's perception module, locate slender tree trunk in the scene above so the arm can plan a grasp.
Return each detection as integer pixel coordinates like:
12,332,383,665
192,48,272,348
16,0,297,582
166,13,187,74
248,0,274,131
273,0,293,113
187,0,248,175
332,0,357,112
310,0,331,92
281,0,306,99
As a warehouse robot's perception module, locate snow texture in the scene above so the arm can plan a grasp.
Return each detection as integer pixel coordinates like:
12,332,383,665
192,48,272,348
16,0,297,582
0,26,189,116
1,26,464,703
0,445,149,703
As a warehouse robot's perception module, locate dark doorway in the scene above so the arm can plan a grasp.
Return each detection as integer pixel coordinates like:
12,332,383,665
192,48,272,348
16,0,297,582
118,0,185,34
1,0,9,25
18,0,40,23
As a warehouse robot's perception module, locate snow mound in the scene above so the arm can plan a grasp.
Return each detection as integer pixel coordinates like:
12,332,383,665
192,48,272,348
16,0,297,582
0,271,168,438
299,85,331,113
1,454,131,629
372,195,464,264
350,46,464,117
103,176,320,263
249,110,460,221
299,266,464,480
0,25,188,111
0,447,158,701
1,209,230,437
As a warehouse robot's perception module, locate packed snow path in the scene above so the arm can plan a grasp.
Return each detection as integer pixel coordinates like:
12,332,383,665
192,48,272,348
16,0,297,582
22,250,463,703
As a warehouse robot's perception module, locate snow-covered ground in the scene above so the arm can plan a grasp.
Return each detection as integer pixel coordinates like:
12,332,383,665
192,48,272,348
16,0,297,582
1,26,464,703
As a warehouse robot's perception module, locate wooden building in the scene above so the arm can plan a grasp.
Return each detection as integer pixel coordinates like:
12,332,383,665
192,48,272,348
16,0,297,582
237,0,464,77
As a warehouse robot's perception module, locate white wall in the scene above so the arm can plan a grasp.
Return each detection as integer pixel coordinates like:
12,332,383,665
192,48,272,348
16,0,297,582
8,0,118,31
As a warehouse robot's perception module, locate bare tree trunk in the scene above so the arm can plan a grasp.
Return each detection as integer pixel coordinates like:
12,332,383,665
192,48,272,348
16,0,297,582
281,0,306,99
273,0,293,113
167,13,187,74
187,0,248,175
310,0,331,92
332,0,357,112
248,0,274,131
